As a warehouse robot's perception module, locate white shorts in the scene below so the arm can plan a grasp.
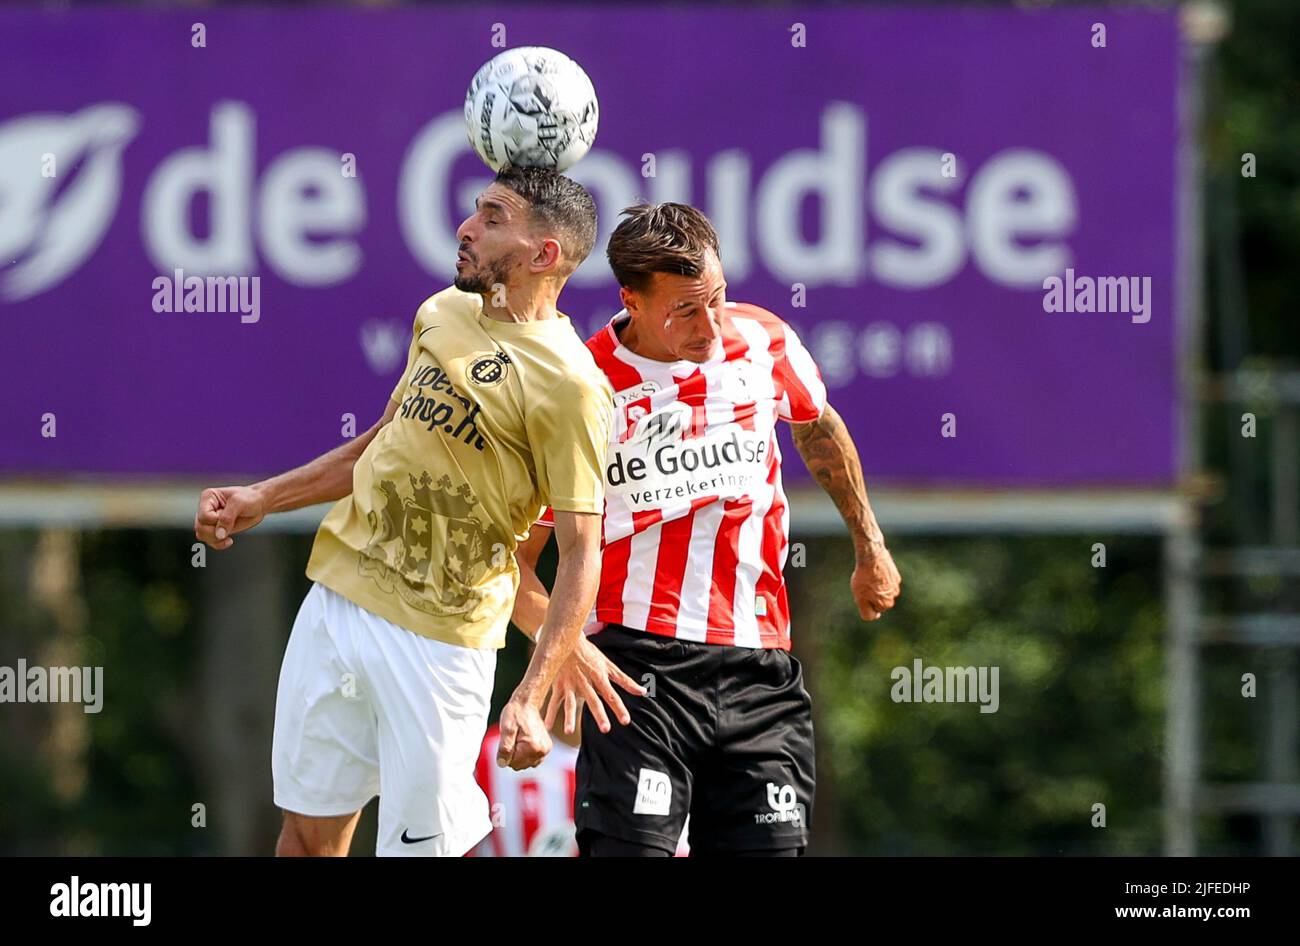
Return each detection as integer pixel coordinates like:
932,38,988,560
272,582,496,857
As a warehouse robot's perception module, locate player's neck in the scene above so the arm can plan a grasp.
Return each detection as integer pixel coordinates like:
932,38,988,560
478,283,561,324
618,316,677,363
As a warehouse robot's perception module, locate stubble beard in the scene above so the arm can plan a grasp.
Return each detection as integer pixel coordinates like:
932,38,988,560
454,256,513,296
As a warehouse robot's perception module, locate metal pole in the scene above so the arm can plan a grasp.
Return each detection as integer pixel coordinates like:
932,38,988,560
1265,406,1298,855
1164,513,1201,856
1164,3,1215,857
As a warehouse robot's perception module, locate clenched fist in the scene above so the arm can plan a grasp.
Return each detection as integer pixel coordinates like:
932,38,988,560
851,544,901,621
194,485,266,550
496,695,552,771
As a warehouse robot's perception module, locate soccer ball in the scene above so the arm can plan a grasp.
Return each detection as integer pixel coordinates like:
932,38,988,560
464,46,599,173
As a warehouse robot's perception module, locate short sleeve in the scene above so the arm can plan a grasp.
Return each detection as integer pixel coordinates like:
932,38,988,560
534,506,556,528
776,321,827,423
526,373,613,514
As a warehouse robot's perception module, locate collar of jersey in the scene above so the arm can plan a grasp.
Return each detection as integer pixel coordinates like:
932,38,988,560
474,303,573,335
604,309,727,379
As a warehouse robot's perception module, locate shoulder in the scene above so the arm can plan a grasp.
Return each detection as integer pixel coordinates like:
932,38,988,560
582,314,626,363
724,301,802,352
527,346,613,425
725,300,788,328
534,370,613,435
546,324,614,395
555,359,615,404
583,320,613,354
414,286,480,327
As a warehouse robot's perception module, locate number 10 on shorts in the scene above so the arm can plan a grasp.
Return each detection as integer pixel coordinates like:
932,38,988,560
633,767,673,816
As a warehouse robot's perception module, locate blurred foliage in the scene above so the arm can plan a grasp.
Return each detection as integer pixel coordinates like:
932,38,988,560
0,530,203,855
789,534,1170,855
1210,0,1300,366
10,529,1249,855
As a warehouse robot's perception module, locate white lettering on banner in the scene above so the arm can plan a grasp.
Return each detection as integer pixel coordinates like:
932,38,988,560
2,101,1078,299
424,106,1077,291
163,102,1077,293
142,102,256,275
142,101,365,283
777,320,953,388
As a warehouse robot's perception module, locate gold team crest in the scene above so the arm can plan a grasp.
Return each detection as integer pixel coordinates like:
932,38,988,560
359,471,498,617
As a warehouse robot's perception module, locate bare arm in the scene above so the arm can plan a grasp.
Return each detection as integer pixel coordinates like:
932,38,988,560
511,510,601,705
194,398,398,549
496,510,604,769
790,403,883,554
511,519,644,738
511,525,554,639
789,402,900,619
255,398,398,513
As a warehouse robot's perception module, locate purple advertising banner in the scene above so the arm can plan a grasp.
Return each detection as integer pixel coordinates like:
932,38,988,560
0,7,1181,485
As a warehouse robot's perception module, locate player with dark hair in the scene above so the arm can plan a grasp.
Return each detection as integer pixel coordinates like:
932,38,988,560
515,201,901,857
194,166,616,857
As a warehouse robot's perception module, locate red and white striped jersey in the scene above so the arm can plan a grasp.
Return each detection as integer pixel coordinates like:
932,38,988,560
471,724,580,857
538,302,826,649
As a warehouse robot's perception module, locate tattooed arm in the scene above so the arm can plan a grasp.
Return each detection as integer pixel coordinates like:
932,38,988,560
790,403,901,620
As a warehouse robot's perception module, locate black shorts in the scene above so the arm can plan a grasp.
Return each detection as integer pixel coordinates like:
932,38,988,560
575,623,815,854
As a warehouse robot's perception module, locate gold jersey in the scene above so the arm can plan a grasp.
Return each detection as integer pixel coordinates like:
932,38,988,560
306,286,612,649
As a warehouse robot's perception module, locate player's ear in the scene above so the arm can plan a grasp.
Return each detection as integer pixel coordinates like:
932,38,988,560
619,284,639,315
533,236,562,273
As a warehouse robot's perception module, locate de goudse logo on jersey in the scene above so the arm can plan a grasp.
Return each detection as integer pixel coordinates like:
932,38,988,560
606,396,768,513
